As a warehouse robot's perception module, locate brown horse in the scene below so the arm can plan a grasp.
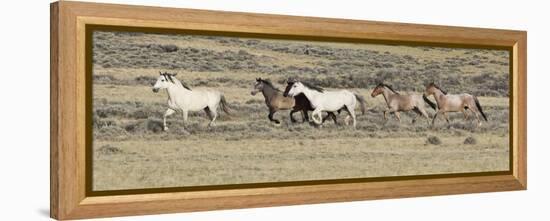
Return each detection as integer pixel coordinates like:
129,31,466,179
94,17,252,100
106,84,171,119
424,82,488,127
371,83,434,124
251,78,337,124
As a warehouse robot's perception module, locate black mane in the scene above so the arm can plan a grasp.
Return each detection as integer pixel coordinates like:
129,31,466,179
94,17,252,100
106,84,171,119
163,72,192,90
259,79,280,91
378,83,400,95
161,73,174,83
179,80,192,91
301,81,324,93
431,83,447,95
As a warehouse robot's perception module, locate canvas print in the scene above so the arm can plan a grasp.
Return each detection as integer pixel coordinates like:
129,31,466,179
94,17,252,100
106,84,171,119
91,30,510,191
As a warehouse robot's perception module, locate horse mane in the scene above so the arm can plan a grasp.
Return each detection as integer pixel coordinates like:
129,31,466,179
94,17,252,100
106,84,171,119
161,73,174,83
431,83,447,95
379,83,400,95
178,80,193,91
259,79,280,91
163,72,192,91
301,81,324,93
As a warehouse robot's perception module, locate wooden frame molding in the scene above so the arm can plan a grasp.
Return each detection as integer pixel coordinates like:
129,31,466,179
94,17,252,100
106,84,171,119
50,1,527,220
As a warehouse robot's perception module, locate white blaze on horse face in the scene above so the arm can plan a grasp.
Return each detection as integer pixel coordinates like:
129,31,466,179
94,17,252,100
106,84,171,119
287,82,304,97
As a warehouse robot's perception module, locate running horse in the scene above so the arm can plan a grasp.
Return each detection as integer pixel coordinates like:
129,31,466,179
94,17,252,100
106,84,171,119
424,82,488,127
251,78,338,124
370,83,434,124
284,79,367,128
152,72,231,134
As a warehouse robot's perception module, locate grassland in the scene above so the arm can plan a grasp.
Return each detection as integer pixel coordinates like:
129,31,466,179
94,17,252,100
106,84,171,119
92,31,510,191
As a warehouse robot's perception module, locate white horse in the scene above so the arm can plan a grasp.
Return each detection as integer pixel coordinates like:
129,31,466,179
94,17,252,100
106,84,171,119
283,81,366,128
152,72,230,133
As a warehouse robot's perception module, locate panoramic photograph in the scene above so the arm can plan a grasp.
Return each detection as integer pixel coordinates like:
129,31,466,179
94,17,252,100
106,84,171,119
91,30,510,191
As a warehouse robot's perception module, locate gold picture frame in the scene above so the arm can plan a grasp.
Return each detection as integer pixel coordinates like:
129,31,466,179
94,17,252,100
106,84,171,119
50,1,527,219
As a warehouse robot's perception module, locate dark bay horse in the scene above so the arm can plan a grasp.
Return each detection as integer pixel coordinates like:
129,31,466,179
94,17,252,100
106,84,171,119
371,83,434,124
424,82,488,127
251,78,337,124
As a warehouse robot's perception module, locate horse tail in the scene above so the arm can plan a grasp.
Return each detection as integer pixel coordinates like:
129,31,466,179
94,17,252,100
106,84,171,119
423,94,437,110
219,94,231,115
474,96,488,121
354,93,367,115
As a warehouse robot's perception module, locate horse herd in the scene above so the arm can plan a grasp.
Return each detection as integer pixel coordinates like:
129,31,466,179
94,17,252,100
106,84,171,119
152,72,488,133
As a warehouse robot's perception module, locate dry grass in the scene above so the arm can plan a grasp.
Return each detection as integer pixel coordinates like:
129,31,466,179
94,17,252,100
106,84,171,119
94,135,508,190
91,31,510,191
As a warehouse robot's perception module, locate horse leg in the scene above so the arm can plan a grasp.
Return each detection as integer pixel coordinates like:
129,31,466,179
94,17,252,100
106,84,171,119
290,109,299,123
348,106,351,126
383,110,388,121
311,109,323,125
321,112,327,123
204,107,213,120
475,112,482,127
204,107,213,127
182,110,188,124
207,107,218,127
321,112,332,124
431,110,441,128
466,101,483,127
181,110,190,134
462,108,470,120
470,107,482,127
348,106,357,129
268,110,280,124
394,112,401,123
325,112,338,125
302,110,309,123
417,107,431,125
163,109,176,131
331,112,338,124
442,112,451,128
344,106,356,129
411,107,422,124
317,111,328,126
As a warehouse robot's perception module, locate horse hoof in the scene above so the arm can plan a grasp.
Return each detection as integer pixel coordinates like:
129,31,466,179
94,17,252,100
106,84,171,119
163,127,169,131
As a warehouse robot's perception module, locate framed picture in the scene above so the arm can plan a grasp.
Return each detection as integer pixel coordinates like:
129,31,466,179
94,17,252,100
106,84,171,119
50,1,527,219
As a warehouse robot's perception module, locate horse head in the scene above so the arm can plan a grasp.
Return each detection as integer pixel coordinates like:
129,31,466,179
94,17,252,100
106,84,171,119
371,83,385,97
153,71,180,93
425,82,447,96
283,78,296,97
153,72,169,92
287,77,298,84
284,81,305,97
251,78,264,95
